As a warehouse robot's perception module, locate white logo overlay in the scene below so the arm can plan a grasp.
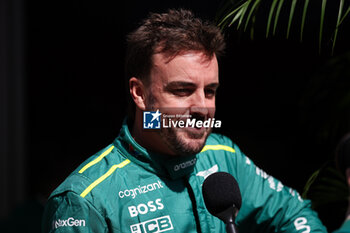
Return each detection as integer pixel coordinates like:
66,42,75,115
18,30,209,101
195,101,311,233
130,215,173,233
196,165,219,179
52,217,86,229
119,180,164,199
143,110,162,129
143,109,222,130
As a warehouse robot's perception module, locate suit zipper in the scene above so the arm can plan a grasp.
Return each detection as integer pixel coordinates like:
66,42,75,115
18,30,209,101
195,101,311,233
184,179,203,233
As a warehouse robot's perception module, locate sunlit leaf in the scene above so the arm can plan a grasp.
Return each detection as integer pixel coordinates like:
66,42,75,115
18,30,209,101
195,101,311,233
332,0,345,54
287,0,298,39
218,3,246,27
339,5,350,25
303,162,348,206
319,0,327,53
218,0,350,54
229,7,245,26
300,0,310,41
273,0,285,36
237,1,251,29
266,0,279,38
250,15,256,39
244,0,261,32
302,168,321,198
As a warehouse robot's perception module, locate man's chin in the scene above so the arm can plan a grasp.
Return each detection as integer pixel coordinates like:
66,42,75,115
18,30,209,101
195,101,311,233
182,127,208,139
159,126,211,156
175,129,210,154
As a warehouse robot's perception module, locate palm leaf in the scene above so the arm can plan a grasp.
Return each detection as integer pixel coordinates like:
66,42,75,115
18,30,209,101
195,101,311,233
332,0,345,54
302,162,348,208
217,0,350,55
237,1,251,29
229,1,252,28
218,2,246,28
300,0,310,41
244,0,261,31
229,7,246,27
250,15,256,39
319,0,327,53
273,0,285,35
286,0,297,39
339,5,350,25
266,0,279,37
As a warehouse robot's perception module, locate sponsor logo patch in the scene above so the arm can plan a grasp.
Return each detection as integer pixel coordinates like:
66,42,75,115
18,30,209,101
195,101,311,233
174,158,197,171
196,165,218,179
294,217,311,233
119,180,164,199
52,217,86,229
128,198,164,217
130,215,173,233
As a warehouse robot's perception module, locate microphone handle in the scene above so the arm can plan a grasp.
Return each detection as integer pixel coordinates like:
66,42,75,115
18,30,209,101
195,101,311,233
226,223,238,233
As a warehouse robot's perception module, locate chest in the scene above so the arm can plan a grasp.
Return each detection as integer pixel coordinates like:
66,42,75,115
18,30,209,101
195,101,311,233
108,175,224,233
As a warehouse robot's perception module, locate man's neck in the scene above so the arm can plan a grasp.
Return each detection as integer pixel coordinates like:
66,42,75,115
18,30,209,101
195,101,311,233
131,112,175,156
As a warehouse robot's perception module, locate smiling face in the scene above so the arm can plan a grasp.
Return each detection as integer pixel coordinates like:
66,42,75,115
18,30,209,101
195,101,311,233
141,51,219,156
126,9,225,157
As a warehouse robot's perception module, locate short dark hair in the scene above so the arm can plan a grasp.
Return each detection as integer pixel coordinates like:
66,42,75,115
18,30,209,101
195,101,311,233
125,9,225,81
125,9,225,118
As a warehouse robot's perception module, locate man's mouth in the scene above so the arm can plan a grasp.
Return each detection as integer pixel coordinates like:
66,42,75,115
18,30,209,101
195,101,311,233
180,126,208,139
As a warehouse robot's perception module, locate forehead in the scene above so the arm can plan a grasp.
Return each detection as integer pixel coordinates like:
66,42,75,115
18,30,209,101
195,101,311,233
150,51,218,83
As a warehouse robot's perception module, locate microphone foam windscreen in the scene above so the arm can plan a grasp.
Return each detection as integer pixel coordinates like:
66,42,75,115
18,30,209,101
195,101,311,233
202,172,242,217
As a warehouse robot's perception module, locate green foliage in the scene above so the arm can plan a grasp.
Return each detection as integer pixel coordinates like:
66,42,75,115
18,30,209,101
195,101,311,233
218,0,350,54
302,163,347,206
302,162,348,231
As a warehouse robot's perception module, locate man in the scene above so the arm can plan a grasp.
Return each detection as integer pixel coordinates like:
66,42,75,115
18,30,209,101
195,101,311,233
334,166,350,233
333,133,350,233
42,9,330,232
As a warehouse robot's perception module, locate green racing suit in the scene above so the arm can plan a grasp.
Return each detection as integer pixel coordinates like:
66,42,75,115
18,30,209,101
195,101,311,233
42,119,334,233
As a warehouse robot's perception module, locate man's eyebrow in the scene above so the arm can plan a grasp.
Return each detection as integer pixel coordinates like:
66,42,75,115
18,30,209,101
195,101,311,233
165,81,197,89
165,82,220,90
205,83,220,89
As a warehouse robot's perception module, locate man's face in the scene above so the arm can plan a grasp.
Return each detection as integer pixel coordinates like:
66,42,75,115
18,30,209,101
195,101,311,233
145,51,219,156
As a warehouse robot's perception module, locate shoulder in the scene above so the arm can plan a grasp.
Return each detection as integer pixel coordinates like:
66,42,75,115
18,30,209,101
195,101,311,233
334,220,350,233
205,132,232,144
199,133,250,171
42,189,108,232
203,133,243,154
49,143,131,204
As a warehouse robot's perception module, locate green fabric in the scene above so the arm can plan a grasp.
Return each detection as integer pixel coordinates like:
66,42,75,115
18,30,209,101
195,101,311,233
333,220,350,233
42,119,328,233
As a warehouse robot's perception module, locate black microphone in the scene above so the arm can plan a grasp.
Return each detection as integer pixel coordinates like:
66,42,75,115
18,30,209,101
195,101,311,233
202,172,242,233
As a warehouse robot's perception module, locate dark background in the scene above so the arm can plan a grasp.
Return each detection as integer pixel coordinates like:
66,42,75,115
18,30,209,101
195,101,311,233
1,0,350,232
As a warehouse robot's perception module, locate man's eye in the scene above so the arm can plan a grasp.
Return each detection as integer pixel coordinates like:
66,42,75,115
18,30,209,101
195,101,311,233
173,89,193,96
205,89,216,98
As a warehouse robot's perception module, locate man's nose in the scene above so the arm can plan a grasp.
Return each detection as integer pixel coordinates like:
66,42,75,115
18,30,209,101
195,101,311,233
189,90,209,116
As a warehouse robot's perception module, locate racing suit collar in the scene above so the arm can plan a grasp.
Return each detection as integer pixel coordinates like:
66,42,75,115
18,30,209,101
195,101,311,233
114,118,197,180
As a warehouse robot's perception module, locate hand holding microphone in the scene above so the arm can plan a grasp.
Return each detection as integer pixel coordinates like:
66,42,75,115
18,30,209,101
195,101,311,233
202,172,242,233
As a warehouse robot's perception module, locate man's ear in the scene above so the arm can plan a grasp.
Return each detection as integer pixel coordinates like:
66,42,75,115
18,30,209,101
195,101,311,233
129,77,147,110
